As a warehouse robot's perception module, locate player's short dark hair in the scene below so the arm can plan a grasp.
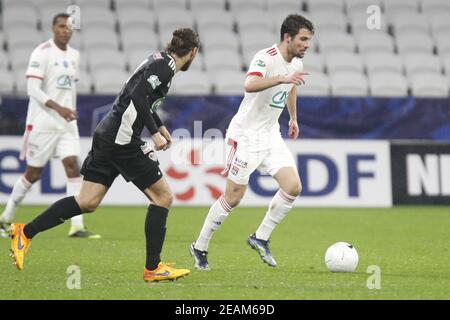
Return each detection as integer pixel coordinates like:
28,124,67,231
52,12,70,26
280,14,314,41
166,28,200,57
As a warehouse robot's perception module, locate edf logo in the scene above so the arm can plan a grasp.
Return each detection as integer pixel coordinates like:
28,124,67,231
249,154,377,197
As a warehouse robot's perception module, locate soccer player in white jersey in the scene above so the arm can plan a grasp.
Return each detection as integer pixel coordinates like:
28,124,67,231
0,13,99,239
190,14,314,270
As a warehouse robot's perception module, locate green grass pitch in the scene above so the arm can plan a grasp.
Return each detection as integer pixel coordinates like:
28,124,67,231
1,205,450,300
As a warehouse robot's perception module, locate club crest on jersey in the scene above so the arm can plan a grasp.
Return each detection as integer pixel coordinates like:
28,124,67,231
152,52,163,60
147,75,162,89
30,61,40,68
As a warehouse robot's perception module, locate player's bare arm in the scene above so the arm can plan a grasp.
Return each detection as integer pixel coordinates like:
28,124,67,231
286,86,300,139
45,99,77,122
245,71,309,93
158,126,172,151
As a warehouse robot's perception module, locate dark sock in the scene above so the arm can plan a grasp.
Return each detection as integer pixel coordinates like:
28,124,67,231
145,204,169,270
23,196,83,239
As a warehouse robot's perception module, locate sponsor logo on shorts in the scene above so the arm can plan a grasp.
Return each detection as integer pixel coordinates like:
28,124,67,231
234,157,248,168
231,165,239,175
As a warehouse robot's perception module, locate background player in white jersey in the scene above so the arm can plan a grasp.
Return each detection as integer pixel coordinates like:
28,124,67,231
190,14,314,270
0,13,99,239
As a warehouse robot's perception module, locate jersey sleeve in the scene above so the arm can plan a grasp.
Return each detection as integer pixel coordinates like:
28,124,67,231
130,60,173,134
247,52,271,78
25,47,47,80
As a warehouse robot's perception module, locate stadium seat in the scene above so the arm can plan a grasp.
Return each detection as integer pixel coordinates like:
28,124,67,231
410,73,449,97
271,10,311,34
14,68,28,94
311,10,348,34
267,0,301,12
81,8,117,30
430,13,450,38
126,48,154,71
156,8,195,32
298,72,331,96
5,28,44,52
200,29,240,54
115,0,151,11
0,32,4,50
383,0,420,14
0,50,9,71
228,0,267,12
204,49,243,72
306,0,344,13
2,0,36,9
240,29,278,58
442,54,450,76
391,13,430,36
435,33,450,56
318,31,356,54
330,71,369,96
69,32,83,50
364,52,403,75
195,9,234,33
404,53,443,77
326,52,364,74
189,53,205,71
2,5,39,30
356,31,394,55
82,27,119,51
76,70,93,94
120,27,159,52
235,9,273,34
75,0,111,10
396,32,434,55
152,0,188,10
117,8,155,31
213,70,245,95
420,0,450,18
171,70,211,95
39,3,77,31
190,0,226,11
0,70,15,94
369,72,409,97
9,48,34,72
302,53,325,73
92,69,129,95
88,50,127,73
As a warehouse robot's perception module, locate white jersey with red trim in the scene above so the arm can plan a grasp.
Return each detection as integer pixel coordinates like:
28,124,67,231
25,39,79,133
227,44,303,150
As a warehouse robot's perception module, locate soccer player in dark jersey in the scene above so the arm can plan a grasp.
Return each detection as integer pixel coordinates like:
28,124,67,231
8,28,200,282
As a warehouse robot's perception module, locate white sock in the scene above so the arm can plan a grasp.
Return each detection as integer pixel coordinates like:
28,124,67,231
67,177,84,229
1,176,33,222
194,195,233,252
255,189,296,241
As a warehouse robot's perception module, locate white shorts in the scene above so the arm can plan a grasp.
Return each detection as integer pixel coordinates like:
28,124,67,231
221,133,297,185
23,129,80,167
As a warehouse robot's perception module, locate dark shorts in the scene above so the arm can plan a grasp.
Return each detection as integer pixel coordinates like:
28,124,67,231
80,135,163,190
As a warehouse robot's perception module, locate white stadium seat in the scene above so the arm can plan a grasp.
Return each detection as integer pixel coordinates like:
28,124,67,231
120,27,159,52
190,0,226,12
13,67,28,94
115,0,151,11
2,5,39,30
410,73,449,97
88,50,127,73
5,28,44,51
365,52,404,75
318,31,356,54
76,70,93,94
171,70,211,95
396,32,434,55
349,11,389,35
126,49,154,71
195,9,234,33
442,54,450,76
9,48,34,71
117,8,155,31
228,0,267,12
404,53,443,77
326,52,364,74
311,10,348,34
421,0,450,18
75,0,111,10
301,53,325,73
0,71,15,94
330,71,369,96
152,0,188,10
369,72,409,97
391,13,430,36
306,0,344,13
298,72,331,96
213,70,245,95
156,8,194,32
356,31,395,55
93,69,129,95
240,29,278,58
235,9,273,34
435,34,450,56
0,50,9,70
267,0,301,12
82,27,119,51
81,8,117,30
345,0,382,13
204,49,243,72
200,29,240,54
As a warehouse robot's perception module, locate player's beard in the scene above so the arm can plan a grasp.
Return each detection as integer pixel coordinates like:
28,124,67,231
181,57,194,71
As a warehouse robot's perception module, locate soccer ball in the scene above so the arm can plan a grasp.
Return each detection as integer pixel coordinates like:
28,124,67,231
324,242,359,272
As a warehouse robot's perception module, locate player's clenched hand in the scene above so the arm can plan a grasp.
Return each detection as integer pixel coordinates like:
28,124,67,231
283,71,310,86
152,132,168,151
56,106,77,122
288,119,300,139
158,126,172,151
